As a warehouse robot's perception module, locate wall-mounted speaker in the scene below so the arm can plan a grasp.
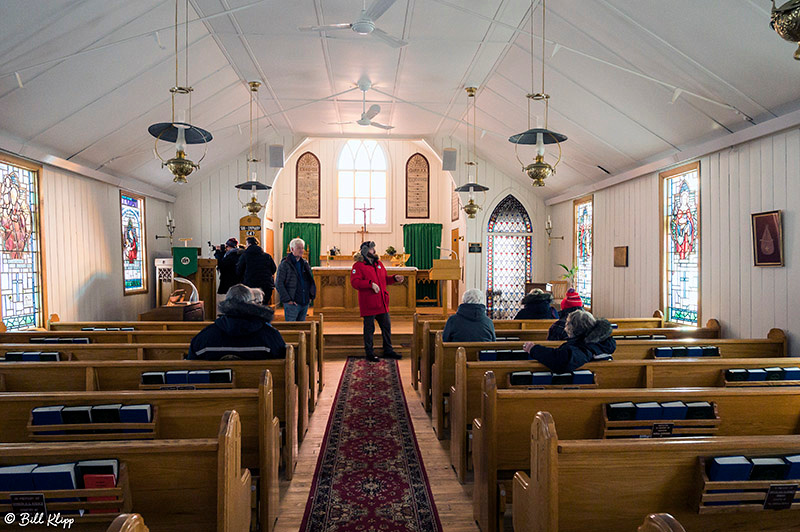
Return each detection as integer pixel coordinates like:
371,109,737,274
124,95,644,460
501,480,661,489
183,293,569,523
268,144,284,168
442,148,457,171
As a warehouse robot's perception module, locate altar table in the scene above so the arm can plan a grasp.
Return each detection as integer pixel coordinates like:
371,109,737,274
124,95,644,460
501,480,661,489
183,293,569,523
312,266,418,319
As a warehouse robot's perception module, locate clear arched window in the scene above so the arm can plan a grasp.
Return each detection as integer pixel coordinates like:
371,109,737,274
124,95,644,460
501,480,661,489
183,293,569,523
337,140,387,226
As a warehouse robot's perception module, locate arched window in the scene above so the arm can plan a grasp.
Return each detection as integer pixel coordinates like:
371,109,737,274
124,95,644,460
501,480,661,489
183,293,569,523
487,195,533,319
337,140,387,226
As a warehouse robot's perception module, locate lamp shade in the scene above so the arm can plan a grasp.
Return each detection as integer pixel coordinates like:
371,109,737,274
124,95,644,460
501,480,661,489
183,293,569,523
234,180,271,191
508,127,567,145
148,122,213,144
454,183,490,193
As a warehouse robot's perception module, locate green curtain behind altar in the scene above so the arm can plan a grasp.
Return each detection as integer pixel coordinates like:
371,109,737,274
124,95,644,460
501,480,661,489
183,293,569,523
403,223,442,305
282,222,322,267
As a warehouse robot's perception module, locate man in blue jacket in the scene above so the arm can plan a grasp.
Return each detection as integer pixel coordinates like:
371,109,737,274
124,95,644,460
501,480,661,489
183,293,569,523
442,289,496,342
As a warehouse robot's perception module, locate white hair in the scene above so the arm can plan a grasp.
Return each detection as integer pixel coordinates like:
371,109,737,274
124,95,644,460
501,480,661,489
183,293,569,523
462,288,484,305
249,287,265,305
289,237,305,251
565,309,596,338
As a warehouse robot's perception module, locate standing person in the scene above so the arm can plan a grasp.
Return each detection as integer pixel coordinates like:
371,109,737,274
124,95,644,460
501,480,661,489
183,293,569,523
236,236,277,305
214,237,241,295
350,241,404,362
547,288,584,340
276,237,316,322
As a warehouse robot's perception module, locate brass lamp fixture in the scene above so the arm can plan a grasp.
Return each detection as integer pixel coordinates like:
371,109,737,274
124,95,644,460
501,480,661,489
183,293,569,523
509,0,567,187
771,0,800,60
235,81,271,215
455,86,489,219
148,0,212,183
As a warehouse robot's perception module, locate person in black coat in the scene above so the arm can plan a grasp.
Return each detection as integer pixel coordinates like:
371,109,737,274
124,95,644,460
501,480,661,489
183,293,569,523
547,288,584,340
443,289,496,342
275,237,317,322
514,289,558,320
214,237,242,294
523,309,616,373
187,284,286,360
236,236,277,305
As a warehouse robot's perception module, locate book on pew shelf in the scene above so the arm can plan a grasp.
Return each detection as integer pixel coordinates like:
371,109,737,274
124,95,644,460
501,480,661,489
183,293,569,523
82,474,117,514
509,371,532,386
90,404,121,424
551,373,573,385
784,455,800,479
22,351,42,361
659,401,687,420
209,369,233,384
0,464,38,503
32,463,82,515
685,401,714,419
783,367,800,381
188,370,211,384
606,402,636,421
653,347,672,358
120,327,134,331
81,327,94,331
610,323,618,329
496,350,528,361
165,370,189,384
707,456,752,481
141,371,165,385
634,402,662,420
60,406,92,425
71,338,90,344
702,346,720,357
477,350,496,361
652,335,667,340
749,457,788,481
106,328,119,331
531,372,552,385
746,368,767,381
43,338,61,344
39,352,60,361
29,338,46,344
572,370,594,384
686,346,703,357
670,346,688,357
76,460,118,484
725,369,748,382
119,404,152,423
4,351,24,361
763,367,785,381
591,353,613,362
32,405,64,426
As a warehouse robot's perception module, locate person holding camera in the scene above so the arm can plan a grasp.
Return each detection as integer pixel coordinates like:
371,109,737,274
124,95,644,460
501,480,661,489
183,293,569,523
214,237,242,295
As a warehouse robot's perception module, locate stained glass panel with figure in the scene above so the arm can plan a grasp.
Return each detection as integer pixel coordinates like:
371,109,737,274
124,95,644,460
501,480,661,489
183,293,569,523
662,165,699,325
0,159,43,330
120,192,147,294
574,198,592,308
487,195,533,319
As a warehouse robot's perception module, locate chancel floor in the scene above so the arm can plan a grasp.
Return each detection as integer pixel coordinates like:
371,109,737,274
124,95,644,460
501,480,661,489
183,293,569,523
275,357,479,531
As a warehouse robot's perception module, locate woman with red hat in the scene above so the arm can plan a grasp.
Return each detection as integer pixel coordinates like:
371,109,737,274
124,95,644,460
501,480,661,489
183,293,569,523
547,288,584,340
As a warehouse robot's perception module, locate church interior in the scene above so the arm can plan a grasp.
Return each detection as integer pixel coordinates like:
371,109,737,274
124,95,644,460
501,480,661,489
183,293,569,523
0,1,799,531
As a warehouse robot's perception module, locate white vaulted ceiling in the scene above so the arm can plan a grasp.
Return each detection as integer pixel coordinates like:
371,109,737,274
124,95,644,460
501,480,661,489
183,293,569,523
0,0,798,198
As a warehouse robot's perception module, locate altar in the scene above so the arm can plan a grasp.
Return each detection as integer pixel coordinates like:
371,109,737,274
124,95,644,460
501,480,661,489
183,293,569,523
312,266,418,320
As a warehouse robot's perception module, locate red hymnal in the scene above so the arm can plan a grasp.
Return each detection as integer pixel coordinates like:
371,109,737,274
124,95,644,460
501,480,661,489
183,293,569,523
83,474,117,514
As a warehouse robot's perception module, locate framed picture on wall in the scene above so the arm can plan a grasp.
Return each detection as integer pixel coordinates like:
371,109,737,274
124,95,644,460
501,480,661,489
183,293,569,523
751,210,784,267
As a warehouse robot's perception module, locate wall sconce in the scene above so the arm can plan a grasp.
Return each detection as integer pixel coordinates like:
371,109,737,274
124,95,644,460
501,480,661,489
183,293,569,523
545,215,563,246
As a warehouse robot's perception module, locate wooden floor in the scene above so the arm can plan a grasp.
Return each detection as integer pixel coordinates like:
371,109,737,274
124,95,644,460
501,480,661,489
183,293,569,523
275,358,479,531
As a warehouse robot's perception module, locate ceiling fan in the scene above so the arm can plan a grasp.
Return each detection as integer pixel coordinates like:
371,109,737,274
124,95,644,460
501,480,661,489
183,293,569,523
328,78,394,130
299,0,408,48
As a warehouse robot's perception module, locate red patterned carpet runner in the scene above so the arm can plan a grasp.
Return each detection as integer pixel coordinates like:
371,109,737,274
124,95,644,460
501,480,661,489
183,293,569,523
300,358,443,531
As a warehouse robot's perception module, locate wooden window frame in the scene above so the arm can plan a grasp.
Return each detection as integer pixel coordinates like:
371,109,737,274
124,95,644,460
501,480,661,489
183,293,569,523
572,194,593,311
120,190,148,296
659,161,701,326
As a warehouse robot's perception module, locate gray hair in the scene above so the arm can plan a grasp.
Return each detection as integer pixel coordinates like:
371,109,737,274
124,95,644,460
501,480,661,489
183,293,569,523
462,288,484,305
289,237,305,251
565,309,596,338
219,284,256,313
250,287,265,305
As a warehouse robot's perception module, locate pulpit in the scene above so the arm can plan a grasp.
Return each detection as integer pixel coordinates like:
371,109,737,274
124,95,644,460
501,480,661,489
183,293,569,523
153,258,218,315
430,258,461,314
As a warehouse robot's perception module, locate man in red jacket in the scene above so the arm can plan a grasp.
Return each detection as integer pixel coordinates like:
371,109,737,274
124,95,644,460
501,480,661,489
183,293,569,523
350,241,404,362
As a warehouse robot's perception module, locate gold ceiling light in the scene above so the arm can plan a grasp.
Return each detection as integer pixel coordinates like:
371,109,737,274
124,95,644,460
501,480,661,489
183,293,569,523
455,86,489,219
148,0,212,183
508,0,567,187
771,0,800,60
235,81,271,215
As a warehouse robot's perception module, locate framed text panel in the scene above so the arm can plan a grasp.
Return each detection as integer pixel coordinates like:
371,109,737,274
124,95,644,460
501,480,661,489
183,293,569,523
406,153,430,219
296,151,321,218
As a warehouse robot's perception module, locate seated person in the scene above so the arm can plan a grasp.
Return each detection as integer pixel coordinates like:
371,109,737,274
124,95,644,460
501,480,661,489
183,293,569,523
547,288,584,340
514,288,558,320
523,309,615,373
187,284,286,360
443,289,496,343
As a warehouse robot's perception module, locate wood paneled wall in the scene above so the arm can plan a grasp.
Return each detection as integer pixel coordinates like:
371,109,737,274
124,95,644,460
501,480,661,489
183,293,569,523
548,128,799,348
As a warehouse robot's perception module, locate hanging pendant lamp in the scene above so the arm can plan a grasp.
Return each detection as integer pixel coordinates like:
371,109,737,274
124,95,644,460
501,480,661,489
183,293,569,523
235,81,271,215
509,0,567,187
149,0,212,183
456,86,489,219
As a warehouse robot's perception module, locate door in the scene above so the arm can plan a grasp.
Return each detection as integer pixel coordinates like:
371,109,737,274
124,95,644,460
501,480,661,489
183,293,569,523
451,228,460,311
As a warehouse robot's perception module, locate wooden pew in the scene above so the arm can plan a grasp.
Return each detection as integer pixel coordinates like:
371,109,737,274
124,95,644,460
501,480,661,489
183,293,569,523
449,351,798,482
512,412,800,532
0,372,281,531
107,514,150,532
418,318,722,410
430,329,786,436
0,411,251,531
0,354,299,485
638,514,686,532
474,373,800,532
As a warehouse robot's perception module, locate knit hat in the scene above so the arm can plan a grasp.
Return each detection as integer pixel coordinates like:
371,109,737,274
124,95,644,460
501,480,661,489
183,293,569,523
225,238,238,249
561,288,584,310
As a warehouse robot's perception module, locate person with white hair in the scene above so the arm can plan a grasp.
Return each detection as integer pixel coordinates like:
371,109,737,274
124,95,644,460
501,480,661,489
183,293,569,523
187,284,286,360
522,309,616,372
442,288,496,343
275,237,316,321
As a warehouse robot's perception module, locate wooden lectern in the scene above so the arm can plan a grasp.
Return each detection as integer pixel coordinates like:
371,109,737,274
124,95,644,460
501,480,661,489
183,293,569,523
153,258,217,316
429,257,461,314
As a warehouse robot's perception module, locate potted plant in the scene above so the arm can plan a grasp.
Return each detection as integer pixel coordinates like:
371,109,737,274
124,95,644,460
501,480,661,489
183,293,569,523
558,263,578,287
385,245,397,257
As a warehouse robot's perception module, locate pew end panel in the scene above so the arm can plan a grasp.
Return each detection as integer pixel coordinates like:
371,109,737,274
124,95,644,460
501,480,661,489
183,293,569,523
258,370,280,532
107,514,150,532
637,514,686,532
217,410,252,532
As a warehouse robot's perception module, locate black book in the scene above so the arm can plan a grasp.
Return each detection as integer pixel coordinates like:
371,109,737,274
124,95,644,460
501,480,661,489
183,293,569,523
5,351,24,361
509,371,532,386
75,459,118,487
606,401,636,421
209,369,233,384
749,457,788,481
702,346,720,357
43,338,60,344
39,352,60,361
551,373,573,385
725,368,748,382
90,404,121,424
764,367,785,381
29,338,47,344
71,338,90,344
685,401,714,419
141,372,165,385
670,346,688,357
61,406,92,425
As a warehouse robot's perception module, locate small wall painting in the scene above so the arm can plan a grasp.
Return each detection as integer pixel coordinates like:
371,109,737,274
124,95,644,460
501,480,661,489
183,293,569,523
613,246,628,267
751,210,783,267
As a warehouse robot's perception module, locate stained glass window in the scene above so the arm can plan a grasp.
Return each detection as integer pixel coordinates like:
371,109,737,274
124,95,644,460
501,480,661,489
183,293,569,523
487,195,533,319
574,197,593,308
337,140,387,226
120,191,147,294
0,158,43,330
662,164,700,325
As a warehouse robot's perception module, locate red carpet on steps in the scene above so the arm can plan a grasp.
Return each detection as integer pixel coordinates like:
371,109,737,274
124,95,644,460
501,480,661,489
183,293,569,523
300,357,443,531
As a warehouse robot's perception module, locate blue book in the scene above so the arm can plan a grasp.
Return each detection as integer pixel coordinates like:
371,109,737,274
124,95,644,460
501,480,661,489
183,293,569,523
0,464,38,502
188,370,211,384
32,463,81,515
707,456,752,481
653,347,672,358
784,455,800,479
165,371,189,384
634,402,662,420
39,352,60,361
121,327,135,331
31,406,64,429
22,352,41,361
746,369,767,381
686,346,703,357
784,367,800,381
29,338,46,344
610,323,618,329
478,350,497,361
4,351,24,361
71,338,90,344
120,404,152,434
659,401,687,420
572,370,594,384
531,372,552,385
